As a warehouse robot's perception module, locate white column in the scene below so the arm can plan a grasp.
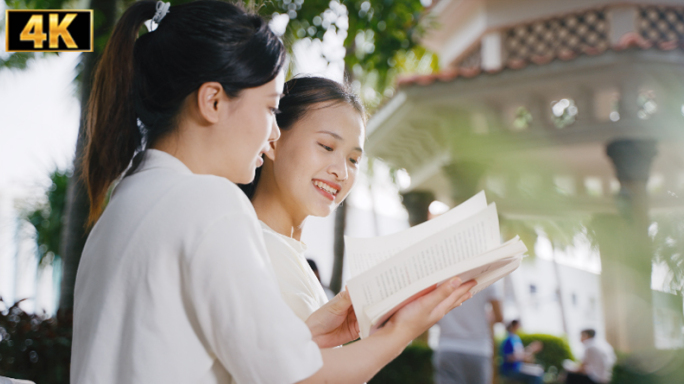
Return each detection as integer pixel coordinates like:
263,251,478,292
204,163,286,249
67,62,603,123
481,31,503,72
608,5,638,45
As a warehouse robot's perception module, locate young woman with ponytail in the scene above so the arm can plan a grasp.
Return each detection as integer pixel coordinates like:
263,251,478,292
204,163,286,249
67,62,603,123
72,1,475,383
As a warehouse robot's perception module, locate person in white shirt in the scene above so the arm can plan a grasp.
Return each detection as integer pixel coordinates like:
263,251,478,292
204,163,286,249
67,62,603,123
72,2,476,383
433,283,504,384
259,219,329,320
239,76,368,322
565,329,616,384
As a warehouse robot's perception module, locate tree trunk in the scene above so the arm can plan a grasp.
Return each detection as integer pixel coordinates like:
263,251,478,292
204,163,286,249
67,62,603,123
329,203,347,294
58,0,118,311
551,250,570,337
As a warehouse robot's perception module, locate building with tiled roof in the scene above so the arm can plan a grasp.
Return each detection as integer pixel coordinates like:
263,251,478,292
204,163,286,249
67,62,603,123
367,0,684,354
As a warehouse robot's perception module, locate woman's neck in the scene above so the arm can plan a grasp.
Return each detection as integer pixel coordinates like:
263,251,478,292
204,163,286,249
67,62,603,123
251,166,307,241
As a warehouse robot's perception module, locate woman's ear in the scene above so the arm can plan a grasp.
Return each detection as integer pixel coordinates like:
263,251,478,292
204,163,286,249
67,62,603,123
196,82,224,124
264,141,277,161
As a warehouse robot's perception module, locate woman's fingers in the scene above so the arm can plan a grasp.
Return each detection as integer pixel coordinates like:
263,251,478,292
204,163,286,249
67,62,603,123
415,276,463,318
432,279,477,318
347,307,360,339
326,289,352,315
421,277,462,309
448,283,475,311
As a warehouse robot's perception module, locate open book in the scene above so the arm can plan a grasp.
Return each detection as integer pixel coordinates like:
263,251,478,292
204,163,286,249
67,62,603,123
345,191,527,339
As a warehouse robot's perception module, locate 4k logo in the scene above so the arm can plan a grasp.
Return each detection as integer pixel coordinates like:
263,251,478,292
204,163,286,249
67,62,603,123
5,10,93,52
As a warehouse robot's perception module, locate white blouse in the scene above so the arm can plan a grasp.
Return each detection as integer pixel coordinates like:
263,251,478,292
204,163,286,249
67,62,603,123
260,222,329,321
71,149,322,384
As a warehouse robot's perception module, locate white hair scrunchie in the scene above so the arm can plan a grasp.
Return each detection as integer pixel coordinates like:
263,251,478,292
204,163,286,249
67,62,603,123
152,1,171,24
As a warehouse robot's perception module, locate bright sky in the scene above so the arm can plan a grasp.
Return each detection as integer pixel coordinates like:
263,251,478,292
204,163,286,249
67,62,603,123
0,2,80,200
0,53,81,198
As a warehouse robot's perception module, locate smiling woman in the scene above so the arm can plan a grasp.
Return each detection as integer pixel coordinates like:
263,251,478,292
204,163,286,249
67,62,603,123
239,76,366,321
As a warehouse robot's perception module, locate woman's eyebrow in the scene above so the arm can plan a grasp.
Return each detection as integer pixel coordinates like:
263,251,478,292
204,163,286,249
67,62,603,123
317,130,364,153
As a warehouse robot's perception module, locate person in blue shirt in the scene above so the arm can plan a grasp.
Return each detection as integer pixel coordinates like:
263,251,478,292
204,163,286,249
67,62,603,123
500,320,544,384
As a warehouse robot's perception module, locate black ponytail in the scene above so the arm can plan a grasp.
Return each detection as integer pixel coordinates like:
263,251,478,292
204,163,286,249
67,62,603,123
83,0,286,225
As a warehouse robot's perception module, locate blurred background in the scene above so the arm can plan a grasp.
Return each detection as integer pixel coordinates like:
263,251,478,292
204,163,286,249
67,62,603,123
1,0,683,383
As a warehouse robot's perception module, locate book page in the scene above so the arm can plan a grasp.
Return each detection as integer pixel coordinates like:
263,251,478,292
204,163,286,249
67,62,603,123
363,254,523,337
350,203,500,305
347,204,517,338
345,191,488,278
349,237,526,338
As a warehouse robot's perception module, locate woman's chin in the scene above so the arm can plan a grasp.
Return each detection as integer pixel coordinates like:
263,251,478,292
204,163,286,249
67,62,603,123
233,169,256,185
307,203,336,218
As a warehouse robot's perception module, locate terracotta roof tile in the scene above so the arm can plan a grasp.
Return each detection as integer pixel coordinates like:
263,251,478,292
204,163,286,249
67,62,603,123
397,32,681,88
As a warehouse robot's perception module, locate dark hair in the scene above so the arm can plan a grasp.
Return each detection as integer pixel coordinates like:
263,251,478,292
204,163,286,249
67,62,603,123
581,329,596,338
83,0,286,224
306,258,319,273
238,76,366,199
506,319,520,332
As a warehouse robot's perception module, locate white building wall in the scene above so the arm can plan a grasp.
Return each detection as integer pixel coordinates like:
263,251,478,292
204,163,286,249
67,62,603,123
507,256,605,358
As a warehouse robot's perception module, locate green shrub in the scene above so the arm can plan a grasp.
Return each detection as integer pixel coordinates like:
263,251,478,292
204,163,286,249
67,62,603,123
369,333,574,384
611,349,684,384
494,332,574,383
0,298,72,384
370,342,434,384
518,333,574,373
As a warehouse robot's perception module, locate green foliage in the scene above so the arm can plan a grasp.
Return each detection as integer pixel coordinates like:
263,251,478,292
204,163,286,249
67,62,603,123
369,334,575,384
650,214,684,295
518,333,574,373
499,217,591,261
260,0,427,73
0,52,38,70
22,170,68,266
495,332,574,379
5,0,73,8
0,298,72,384
611,349,684,384
369,342,434,384
257,0,437,108
1,0,74,69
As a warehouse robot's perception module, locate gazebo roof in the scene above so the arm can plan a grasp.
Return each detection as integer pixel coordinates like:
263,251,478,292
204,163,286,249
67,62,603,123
397,32,675,88
366,2,684,216
399,4,684,87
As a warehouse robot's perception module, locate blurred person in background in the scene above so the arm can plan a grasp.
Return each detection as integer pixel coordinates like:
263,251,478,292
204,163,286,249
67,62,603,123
433,282,504,384
307,258,336,300
500,320,544,384
563,329,616,384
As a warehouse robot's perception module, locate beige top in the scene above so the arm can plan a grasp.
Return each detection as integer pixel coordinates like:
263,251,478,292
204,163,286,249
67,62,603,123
260,221,329,321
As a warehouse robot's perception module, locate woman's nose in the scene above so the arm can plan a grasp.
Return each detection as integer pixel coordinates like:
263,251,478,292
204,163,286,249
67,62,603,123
329,156,348,181
269,119,281,142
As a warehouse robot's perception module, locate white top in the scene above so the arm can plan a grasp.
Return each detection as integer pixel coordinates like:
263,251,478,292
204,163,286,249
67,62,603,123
437,283,502,357
71,150,322,384
582,337,616,383
259,221,329,321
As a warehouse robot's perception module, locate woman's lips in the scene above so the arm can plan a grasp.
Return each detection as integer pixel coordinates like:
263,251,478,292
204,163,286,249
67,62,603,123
312,179,340,201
